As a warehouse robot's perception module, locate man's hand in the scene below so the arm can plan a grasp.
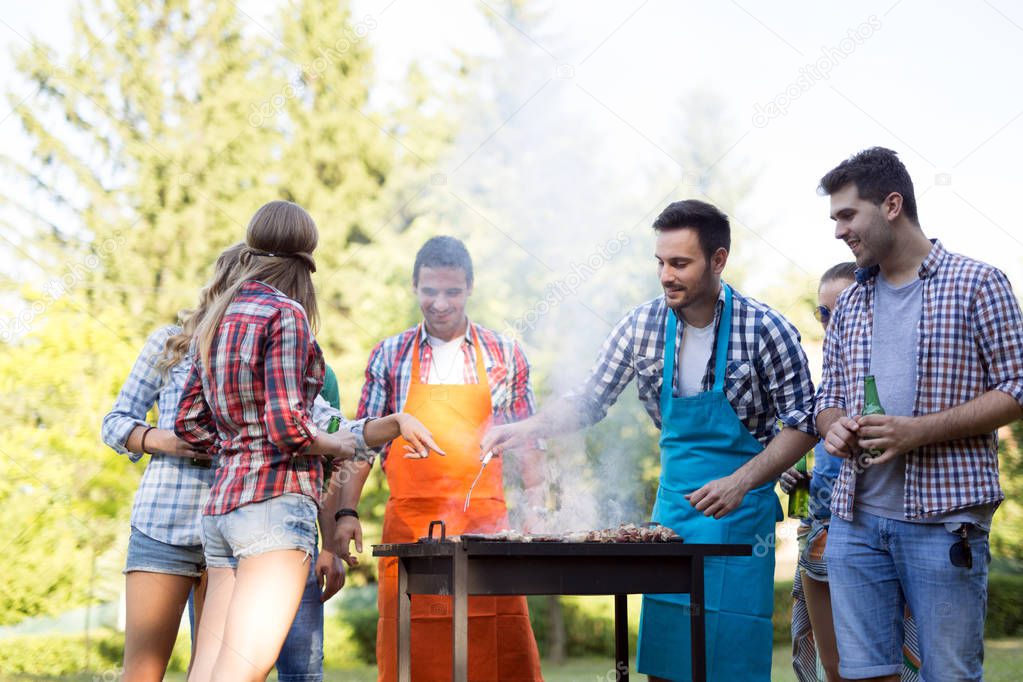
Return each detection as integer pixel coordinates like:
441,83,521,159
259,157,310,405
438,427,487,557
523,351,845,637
333,516,363,567
480,421,532,455
395,413,446,459
685,474,751,519
150,429,206,458
855,414,924,465
315,549,346,602
823,416,861,458
779,466,810,494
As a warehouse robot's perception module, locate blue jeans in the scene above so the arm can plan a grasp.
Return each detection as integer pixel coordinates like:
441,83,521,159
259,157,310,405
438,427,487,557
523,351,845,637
276,547,324,681
826,511,989,681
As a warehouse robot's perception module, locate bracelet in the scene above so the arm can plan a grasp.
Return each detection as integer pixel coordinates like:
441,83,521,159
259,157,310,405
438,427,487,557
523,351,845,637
140,426,156,455
335,508,360,522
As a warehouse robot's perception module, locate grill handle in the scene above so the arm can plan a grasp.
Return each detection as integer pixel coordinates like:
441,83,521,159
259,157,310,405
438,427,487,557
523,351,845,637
426,519,446,542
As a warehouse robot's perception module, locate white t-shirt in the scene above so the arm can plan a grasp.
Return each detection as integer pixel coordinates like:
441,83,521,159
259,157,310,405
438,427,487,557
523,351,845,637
426,334,467,385
677,322,715,397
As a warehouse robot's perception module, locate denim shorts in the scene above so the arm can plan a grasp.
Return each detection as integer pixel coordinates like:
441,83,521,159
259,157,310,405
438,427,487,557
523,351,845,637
124,526,205,577
201,493,318,569
796,518,829,582
826,511,989,681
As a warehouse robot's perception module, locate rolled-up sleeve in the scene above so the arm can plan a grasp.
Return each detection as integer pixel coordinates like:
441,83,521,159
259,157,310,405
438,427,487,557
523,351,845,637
566,312,638,427
262,307,319,456
311,393,370,458
174,362,218,450
759,310,816,436
975,268,1023,406
102,327,174,462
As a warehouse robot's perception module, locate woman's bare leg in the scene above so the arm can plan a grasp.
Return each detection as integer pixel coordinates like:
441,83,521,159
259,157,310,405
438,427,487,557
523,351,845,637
186,571,208,674
210,549,310,682
801,570,849,682
187,567,235,682
122,571,194,682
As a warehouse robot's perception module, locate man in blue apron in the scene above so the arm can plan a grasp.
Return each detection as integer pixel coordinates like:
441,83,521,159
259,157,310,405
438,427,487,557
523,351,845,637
483,199,818,681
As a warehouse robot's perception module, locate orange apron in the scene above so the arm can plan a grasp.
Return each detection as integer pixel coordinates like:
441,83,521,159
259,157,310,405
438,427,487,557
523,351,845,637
376,327,543,682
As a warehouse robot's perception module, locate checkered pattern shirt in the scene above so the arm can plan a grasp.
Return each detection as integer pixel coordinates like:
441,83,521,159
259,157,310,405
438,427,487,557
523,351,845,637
356,321,537,463
105,324,356,540
102,326,213,545
569,285,816,446
176,281,333,515
815,240,1023,520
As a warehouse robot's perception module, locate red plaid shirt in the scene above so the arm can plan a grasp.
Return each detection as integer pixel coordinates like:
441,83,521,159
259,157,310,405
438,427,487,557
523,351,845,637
356,321,537,463
815,240,1023,520
175,280,325,515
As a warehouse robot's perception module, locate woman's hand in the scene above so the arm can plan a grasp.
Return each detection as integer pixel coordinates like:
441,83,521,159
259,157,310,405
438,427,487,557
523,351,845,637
395,413,446,459
149,429,207,459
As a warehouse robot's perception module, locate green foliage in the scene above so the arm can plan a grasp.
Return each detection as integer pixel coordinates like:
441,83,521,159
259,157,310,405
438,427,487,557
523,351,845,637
992,421,1023,567
986,573,1023,638
0,630,122,676
0,0,451,629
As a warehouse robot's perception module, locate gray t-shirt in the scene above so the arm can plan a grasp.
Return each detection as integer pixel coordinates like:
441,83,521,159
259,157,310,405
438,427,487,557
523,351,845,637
856,273,993,528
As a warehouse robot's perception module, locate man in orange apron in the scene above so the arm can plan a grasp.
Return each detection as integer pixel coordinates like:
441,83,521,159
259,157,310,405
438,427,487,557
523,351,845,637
339,236,545,681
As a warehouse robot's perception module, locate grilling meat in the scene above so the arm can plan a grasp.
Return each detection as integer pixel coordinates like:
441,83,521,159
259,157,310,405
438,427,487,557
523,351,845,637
456,523,680,543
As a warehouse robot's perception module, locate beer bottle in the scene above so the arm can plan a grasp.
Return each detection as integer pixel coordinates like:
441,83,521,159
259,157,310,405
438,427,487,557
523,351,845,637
787,455,810,519
861,375,885,456
327,415,341,433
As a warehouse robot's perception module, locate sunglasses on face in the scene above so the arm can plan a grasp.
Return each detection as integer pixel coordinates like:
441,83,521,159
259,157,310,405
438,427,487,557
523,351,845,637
814,305,832,326
950,524,973,569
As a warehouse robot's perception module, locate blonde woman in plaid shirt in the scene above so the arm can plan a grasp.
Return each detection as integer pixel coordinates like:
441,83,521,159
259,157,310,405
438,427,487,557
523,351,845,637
815,147,1023,682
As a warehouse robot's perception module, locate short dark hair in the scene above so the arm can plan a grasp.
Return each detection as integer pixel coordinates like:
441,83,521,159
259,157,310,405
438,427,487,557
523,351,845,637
413,236,474,286
820,261,856,288
819,147,919,223
651,199,730,261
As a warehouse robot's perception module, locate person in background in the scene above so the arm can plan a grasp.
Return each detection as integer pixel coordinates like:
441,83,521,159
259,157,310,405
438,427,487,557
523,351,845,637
781,262,921,682
175,201,440,682
815,147,1023,682
340,235,546,682
483,200,818,681
103,243,356,682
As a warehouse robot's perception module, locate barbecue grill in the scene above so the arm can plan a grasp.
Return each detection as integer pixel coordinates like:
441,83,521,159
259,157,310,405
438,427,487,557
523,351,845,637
373,520,751,682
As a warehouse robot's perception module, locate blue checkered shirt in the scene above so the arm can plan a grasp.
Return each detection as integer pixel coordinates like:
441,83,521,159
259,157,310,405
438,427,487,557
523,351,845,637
570,285,816,446
815,240,1023,520
102,325,350,544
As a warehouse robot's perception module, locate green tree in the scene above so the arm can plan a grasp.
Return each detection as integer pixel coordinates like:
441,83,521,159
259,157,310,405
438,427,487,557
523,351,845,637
0,0,453,624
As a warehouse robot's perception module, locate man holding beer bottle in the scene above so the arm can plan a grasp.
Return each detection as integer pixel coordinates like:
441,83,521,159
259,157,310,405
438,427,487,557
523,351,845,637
815,147,1023,682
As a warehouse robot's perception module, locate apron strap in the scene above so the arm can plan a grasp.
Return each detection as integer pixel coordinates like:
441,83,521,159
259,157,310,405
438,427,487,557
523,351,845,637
712,284,733,393
659,283,733,410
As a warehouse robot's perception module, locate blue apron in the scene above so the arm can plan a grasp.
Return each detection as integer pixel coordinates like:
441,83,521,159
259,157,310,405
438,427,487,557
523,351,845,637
636,284,782,681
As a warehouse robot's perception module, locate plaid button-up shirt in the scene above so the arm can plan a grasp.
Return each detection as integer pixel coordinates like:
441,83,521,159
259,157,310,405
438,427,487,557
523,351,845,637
570,285,816,446
356,321,537,463
102,326,214,545
815,240,1023,520
103,324,352,542
176,281,334,515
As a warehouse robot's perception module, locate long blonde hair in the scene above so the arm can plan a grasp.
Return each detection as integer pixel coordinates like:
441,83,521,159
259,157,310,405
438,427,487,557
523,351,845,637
196,201,320,369
157,242,246,372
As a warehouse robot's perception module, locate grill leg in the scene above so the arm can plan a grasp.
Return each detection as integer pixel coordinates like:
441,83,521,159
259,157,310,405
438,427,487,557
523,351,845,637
398,558,411,682
614,594,629,681
452,546,468,682
690,555,706,682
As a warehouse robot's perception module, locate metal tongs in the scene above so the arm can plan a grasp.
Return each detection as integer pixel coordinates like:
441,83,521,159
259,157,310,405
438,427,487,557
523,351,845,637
463,449,495,512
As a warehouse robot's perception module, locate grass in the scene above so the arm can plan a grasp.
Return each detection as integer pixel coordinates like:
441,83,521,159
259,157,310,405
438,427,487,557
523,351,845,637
4,640,1020,681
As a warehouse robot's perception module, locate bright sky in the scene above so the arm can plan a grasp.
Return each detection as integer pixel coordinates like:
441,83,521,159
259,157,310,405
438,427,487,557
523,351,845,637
2,0,1021,293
